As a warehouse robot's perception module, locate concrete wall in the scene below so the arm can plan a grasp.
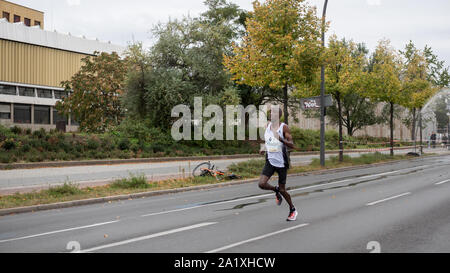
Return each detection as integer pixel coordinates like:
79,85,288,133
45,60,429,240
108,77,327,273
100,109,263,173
289,102,412,141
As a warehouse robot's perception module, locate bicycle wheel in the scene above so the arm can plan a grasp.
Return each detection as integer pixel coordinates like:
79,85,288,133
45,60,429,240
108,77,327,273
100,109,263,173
192,162,212,177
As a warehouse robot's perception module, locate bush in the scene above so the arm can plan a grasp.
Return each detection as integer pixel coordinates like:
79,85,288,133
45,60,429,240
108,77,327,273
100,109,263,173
32,128,46,139
100,136,115,150
21,143,31,153
47,182,82,197
2,138,16,150
0,152,11,163
87,136,100,150
10,126,22,135
228,159,265,177
110,174,149,189
115,119,169,144
118,138,130,150
290,127,320,151
150,143,165,153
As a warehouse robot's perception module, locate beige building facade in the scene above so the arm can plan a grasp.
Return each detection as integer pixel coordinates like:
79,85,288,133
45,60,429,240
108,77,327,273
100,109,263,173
0,0,43,29
0,1,124,132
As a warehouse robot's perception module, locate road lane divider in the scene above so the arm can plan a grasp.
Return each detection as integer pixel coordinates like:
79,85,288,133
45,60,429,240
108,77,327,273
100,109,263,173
0,220,119,244
79,222,217,253
205,223,309,253
366,192,411,206
435,179,450,185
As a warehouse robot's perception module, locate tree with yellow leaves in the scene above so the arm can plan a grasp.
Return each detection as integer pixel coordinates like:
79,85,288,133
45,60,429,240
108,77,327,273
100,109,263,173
224,0,323,124
366,39,406,156
400,41,437,141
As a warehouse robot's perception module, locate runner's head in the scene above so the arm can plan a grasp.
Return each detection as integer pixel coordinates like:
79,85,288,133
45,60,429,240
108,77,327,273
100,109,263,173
269,106,283,124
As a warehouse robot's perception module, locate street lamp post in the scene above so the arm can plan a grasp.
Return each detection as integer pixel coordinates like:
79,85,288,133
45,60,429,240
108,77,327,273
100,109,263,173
446,98,450,148
320,0,328,167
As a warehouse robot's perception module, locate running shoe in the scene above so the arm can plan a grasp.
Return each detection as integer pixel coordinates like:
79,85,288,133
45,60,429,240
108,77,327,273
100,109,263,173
275,187,283,206
286,209,298,221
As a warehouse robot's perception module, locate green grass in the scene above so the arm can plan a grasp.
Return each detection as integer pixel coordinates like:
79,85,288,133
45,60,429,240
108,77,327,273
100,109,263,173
47,182,83,197
309,152,408,168
228,159,266,178
0,152,424,210
110,174,153,189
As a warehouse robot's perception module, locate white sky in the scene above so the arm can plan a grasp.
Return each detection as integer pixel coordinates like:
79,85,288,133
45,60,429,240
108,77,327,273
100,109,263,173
10,0,450,66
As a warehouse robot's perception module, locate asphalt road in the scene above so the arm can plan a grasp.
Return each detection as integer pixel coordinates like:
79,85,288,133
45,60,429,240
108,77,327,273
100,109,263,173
0,153,449,253
0,148,440,192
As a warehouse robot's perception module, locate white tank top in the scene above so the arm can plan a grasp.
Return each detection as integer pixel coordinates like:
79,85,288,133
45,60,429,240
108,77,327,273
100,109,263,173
264,122,285,168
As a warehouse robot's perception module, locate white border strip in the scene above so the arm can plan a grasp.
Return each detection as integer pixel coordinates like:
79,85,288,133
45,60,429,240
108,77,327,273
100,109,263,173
0,220,119,243
80,222,217,253
435,179,450,185
366,192,411,206
206,223,309,253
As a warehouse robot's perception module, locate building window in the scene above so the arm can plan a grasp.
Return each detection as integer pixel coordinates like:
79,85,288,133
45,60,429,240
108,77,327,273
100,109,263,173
14,104,31,124
0,103,11,120
34,20,41,27
34,105,50,124
2,12,10,22
53,109,68,125
0,84,16,95
24,18,31,26
19,87,35,97
54,90,69,99
37,89,53,98
14,14,20,23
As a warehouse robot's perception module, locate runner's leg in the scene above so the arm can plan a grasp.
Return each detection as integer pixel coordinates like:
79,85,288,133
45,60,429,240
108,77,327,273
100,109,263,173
278,183,294,209
258,175,276,191
277,168,294,209
259,161,277,191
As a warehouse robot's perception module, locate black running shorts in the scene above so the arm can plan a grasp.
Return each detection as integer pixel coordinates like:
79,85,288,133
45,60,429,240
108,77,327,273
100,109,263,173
261,160,288,184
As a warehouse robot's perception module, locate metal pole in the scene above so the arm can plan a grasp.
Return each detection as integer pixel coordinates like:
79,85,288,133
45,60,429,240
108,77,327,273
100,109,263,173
320,0,328,167
419,108,423,155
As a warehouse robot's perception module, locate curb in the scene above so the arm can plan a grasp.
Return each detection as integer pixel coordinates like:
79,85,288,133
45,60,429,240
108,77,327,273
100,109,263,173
0,152,446,216
0,147,416,170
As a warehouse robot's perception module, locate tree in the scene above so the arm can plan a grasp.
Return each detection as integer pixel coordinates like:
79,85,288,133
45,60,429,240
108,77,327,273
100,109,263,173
327,92,379,136
295,36,371,160
123,0,245,130
323,36,369,160
224,0,323,125
433,95,450,131
366,39,406,156
57,52,126,133
399,41,436,141
423,45,450,88
122,42,152,120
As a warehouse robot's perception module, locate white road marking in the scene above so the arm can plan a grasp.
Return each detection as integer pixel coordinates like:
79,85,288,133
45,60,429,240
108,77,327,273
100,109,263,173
435,179,450,185
366,192,411,206
0,220,119,243
205,223,309,253
357,170,400,179
79,222,217,253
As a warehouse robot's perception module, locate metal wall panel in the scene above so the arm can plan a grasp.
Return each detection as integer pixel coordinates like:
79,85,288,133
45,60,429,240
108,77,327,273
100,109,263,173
0,39,87,88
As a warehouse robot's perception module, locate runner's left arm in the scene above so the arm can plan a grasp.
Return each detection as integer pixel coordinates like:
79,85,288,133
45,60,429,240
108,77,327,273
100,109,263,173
281,125,295,149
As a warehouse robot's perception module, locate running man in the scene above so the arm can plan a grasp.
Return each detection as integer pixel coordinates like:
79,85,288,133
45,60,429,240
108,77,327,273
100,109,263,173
259,107,297,221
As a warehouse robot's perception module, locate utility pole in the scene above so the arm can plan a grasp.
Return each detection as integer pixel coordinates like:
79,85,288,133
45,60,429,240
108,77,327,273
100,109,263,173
320,0,328,167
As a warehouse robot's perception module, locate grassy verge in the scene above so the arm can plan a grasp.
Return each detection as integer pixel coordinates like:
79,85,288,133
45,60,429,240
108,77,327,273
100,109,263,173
0,152,422,210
